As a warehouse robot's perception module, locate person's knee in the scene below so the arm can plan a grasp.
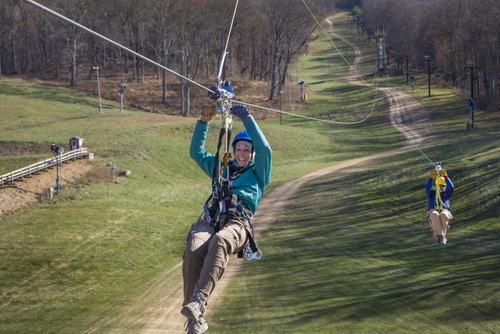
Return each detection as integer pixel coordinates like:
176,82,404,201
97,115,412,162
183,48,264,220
429,211,439,220
212,233,232,251
183,243,205,263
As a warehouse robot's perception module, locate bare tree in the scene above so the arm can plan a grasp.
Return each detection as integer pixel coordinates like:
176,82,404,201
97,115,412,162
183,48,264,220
173,0,206,116
259,0,318,100
146,0,176,104
54,0,92,86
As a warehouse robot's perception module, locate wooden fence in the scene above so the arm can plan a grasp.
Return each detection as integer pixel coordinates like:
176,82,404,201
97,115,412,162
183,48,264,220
1,148,88,187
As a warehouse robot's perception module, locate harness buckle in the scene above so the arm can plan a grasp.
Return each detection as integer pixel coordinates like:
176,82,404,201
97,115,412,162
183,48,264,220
243,241,262,261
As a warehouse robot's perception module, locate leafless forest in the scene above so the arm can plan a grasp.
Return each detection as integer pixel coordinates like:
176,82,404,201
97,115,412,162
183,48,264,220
362,0,500,109
1,0,499,112
0,0,323,115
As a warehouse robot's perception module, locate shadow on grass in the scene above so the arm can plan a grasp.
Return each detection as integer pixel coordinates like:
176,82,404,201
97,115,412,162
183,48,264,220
217,156,500,333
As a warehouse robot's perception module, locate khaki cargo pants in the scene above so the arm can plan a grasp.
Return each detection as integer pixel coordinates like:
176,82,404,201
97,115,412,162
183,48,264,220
182,213,251,307
428,208,453,237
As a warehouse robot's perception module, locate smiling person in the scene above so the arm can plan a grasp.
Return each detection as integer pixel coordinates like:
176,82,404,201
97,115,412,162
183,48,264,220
181,104,272,334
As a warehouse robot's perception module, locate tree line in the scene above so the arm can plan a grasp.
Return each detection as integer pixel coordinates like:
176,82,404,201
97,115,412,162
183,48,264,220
0,0,324,116
361,0,500,109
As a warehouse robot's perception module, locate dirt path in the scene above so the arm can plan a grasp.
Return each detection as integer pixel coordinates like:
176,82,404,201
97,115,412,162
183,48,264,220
0,160,95,218
325,15,435,147
101,14,437,334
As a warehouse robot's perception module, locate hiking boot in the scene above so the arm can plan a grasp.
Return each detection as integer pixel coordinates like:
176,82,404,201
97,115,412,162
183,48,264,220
436,236,442,244
441,236,447,245
181,292,207,321
185,318,208,334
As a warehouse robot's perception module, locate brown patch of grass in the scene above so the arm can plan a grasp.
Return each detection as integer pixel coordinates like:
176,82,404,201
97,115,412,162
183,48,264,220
0,141,52,156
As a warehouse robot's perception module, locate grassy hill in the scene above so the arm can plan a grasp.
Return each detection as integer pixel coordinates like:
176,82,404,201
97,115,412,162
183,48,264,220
1,13,499,334
211,15,500,334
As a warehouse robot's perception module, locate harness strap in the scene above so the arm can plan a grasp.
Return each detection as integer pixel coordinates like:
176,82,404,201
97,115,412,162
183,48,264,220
434,177,444,209
204,163,252,226
238,225,262,260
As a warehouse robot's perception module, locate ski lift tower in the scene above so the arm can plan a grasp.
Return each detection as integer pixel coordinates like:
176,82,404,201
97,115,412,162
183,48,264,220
374,27,387,73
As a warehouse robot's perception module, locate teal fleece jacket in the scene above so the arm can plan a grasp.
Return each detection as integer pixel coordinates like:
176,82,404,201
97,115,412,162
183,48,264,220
190,116,272,214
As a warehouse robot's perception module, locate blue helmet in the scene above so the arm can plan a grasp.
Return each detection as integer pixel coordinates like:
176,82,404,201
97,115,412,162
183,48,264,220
232,130,253,151
232,130,251,145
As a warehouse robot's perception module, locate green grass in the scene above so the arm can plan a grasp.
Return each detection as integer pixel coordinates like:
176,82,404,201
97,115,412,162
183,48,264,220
0,29,401,332
210,14,500,334
0,12,498,334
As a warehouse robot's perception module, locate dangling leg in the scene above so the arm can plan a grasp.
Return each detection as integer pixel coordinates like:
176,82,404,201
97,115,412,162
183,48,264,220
428,210,442,243
182,218,249,321
182,217,214,306
439,210,453,244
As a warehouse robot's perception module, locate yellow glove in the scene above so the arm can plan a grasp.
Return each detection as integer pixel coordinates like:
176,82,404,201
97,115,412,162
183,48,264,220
439,169,446,176
430,170,437,178
200,105,217,123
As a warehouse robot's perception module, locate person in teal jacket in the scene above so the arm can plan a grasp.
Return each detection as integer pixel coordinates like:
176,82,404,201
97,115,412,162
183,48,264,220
181,104,272,334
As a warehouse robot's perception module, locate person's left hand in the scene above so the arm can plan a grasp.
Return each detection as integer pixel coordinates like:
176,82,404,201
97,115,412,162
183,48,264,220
439,169,447,176
231,105,250,121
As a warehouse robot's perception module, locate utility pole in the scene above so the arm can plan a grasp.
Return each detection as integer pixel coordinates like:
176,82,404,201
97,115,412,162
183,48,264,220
468,98,475,133
299,80,306,100
373,27,386,72
118,83,126,115
50,144,64,196
465,61,478,131
278,54,283,125
287,72,292,112
406,55,409,85
465,60,475,100
296,57,300,84
93,66,102,114
425,55,431,97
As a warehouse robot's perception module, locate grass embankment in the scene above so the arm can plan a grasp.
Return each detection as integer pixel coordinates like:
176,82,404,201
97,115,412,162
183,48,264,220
0,13,400,333
212,14,500,334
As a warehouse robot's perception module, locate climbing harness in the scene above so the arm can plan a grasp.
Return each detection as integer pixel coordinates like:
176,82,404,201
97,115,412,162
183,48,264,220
203,84,262,260
433,163,444,210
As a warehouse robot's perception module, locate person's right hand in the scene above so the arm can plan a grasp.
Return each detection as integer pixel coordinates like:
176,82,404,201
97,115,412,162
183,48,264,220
430,170,437,178
200,105,217,123
231,105,250,121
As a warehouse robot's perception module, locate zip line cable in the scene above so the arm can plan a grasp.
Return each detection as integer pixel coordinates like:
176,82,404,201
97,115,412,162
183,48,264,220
300,0,372,86
234,66,380,125
22,0,212,95
414,143,436,166
379,50,436,167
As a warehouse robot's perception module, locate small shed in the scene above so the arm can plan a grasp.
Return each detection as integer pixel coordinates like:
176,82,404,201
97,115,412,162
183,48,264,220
69,136,84,150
